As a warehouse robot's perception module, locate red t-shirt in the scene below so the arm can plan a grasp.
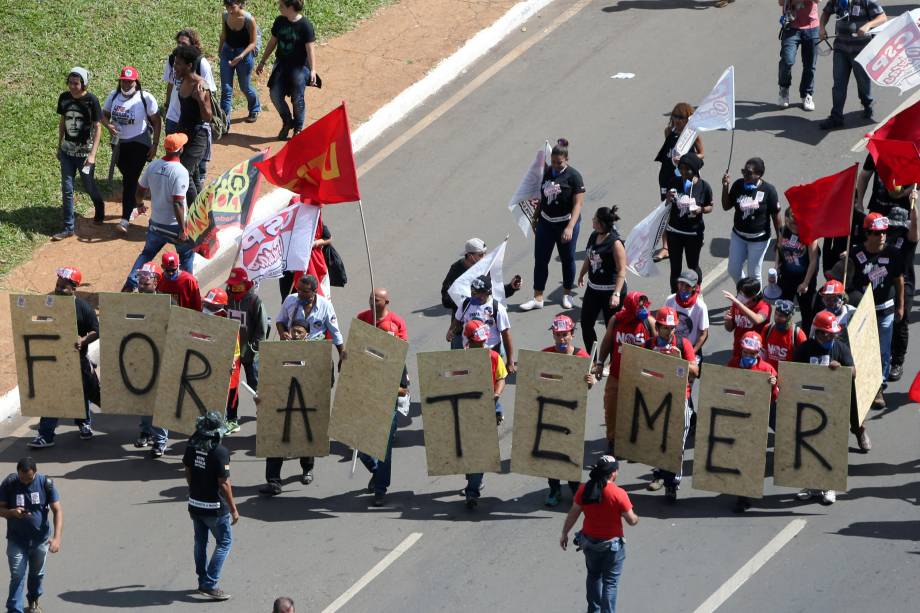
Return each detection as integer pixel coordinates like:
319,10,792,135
610,319,652,379
727,355,779,402
541,346,591,357
157,271,202,311
644,335,696,398
574,481,633,540
728,300,770,360
760,323,807,370
356,309,408,341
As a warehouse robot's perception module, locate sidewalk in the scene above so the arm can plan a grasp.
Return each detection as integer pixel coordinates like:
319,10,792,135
0,0,519,399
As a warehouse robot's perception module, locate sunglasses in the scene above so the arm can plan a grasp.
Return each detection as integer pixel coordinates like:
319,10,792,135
671,114,688,120
740,167,758,176
866,230,885,236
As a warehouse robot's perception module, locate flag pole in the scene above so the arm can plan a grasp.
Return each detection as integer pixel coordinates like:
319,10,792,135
841,163,860,291
350,198,375,477
725,128,735,175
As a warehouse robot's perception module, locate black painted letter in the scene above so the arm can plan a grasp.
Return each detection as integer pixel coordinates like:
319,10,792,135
277,377,317,443
532,396,578,464
175,349,211,419
630,389,674,452
118,332,160,395
705,407,750,475
23,335,59,399
794,402,831,471
426,391,484,457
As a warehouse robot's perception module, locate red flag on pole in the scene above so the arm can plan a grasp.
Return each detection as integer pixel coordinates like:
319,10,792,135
255,103,360,204
784,164,859,246
866,99,920,190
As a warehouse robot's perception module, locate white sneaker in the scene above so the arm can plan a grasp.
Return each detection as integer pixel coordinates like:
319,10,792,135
603,365,610,378
795,488,815,500
519,298,544,311
562,294,574,309
778,87,790,108
820,490,836,505
802,94,815,112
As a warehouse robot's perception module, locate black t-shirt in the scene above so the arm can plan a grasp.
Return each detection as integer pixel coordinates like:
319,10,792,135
823,208,865,273
75,297,99,358
824,0,885,47
777,226,816,279
847,244,903,311
183,444,231,516
863,155,913,242
654,130,701,189
271,15,316,66
539,165,586,222
585,229,623,289
728,179,780,241
793,337,854,368
57,91,102,158
666,176,712,235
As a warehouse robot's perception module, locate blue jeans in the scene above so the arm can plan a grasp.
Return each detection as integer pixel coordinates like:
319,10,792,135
359,410,398,494
219,44,260,119
830,44,873,121
583,536,626,613
534,216,581,292
37,401,91,442
124,226,196,289
269,65,310,130
242,355,260,390
191,513,232,590
163,119,207,182
464,399,500,498
58,150,105,232
139,416,168,446
6,540,48,613
779,27,818,97
878,311,895,380
728,232,770,284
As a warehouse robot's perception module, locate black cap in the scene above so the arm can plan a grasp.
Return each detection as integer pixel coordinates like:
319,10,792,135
471,275,492,292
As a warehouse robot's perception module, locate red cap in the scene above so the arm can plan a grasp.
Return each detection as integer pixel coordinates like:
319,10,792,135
655,307,678,327
463,320,489,343
812,310,842,334
740,331,762,352
56,266,82,285
863,212,889,231
138,261,162,278
204,287,228,306
161,252,180,269
226,267,252,289
550,314,575,333
820,279,844,296
119,66,139,81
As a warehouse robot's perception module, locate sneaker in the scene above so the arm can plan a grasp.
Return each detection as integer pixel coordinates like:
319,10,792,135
732,497,751,513
301,470,314,485
26,600,41,613
863,105,875,120
151,443,165,458
115,219,128,234
259,482,282,497
199,587,231,601
778,87,790,108
819,116,844,130
646,478,664,492
796,488,816,501
802,94,815,112
519,298,544,311
664,485,678,503
372,492,385,507
27,436,54,449
134,434,151,448
465,496,478,509
562,294,574,309
224,420,240,435
888,363,903,382
856,426,871,452
820,490,836,505
545,490,561,507
292,128,302,138
244,112,259,123
367,475,376,494
872,389,886,409
51,230,73,241
495,412,504,426
79,424,94,440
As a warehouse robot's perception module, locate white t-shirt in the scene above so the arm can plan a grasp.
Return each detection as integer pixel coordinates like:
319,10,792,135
103,90,159,143
162,56,216,123
664,294,709,347
139,158,189,228
455,299,511,348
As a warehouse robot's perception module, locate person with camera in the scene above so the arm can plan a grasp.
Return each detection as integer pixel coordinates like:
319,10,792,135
778,1,820,111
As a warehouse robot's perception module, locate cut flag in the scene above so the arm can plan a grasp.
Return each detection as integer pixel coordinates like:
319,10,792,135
866,98,920,190
784,164,859,247
255,103,360,204
508,142,551,237
237,202,322,286
624,202,669,277
857,11,920,93
676,66,735,156
448,238,508,309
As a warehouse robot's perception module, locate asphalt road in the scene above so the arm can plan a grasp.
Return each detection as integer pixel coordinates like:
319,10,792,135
2,1,918,612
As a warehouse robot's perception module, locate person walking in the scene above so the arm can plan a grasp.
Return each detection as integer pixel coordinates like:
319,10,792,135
102,66,161,235
776,206,820,334
183,412,239,602
225,267,268,392
157,252,202,311
521,139,586,311
560,456,638,613
760,299,808,370
132,261,171,457
778,1,820,111
663,151,713,292
172,44,213,204
54,67,106,241
447,275,516,373
219,0,261,126
256,0,317,140
440,238,521,321
722,157,782,284
577,206,627,355
0,458,62,613
723,276,771,363
664,270,709,365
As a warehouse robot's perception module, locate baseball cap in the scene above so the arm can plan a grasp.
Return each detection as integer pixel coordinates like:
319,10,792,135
68,67,89,86
161,252,180,269
863,212,889,231
740,331,762,352
471,275,492,293
464,238,487,255
655,307,678,327
119,66,139,81
551,314,575,333
677,270,699,286
463,319,489,343
56,266,82,285
164,133,188,153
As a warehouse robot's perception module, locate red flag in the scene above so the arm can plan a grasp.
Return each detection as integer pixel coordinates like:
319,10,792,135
255,103,360,204
784,165,858,246
871,98,920,142
910,369,920,404
867,99,920,190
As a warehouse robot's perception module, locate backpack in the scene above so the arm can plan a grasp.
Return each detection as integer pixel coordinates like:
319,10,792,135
1,473,54,506
323,243,347,287
168,53,227,140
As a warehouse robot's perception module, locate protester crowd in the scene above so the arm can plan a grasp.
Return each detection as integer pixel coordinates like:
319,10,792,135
4,1,917,612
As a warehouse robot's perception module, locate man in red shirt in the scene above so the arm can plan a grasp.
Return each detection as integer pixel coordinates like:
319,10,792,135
560,456,639,613
157,252,202,311
760,299,807,370
356,288,408,340
644,307,698,502
594,292,655,452
724,276,771,362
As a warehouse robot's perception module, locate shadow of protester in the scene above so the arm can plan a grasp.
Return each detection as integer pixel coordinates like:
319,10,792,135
58,585,200,607
0,205,61,239
602,0,718,12
410,303,449,318
835,520,920,542
733,100,828,147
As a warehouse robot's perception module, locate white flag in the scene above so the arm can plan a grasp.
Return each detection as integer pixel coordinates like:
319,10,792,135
676,66,735,156
508,142,552,237
237,202,321,282
448,238,508,309
624,202,669,277
858,11,920,94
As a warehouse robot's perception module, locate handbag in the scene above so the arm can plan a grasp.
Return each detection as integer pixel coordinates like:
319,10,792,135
323,243,347,287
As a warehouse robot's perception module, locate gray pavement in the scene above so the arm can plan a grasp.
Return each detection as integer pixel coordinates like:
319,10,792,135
2,1,918,611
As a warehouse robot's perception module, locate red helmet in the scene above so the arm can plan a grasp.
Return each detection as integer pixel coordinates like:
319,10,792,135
138,262,162,278
739,331,762,352
655,307,678,327
463,320,489,343
812,310,842,334
204,287,229,306
863,212,889,231
819,279,844,296
550,314,575,333
56,266,82,285
161,252,180,269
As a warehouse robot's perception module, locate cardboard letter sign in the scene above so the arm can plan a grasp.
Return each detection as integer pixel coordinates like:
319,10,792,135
99,293,171,415
10,294,85,418
256,340,332,458
417,349,500,476
329,319,408,459
152,307,240,435
774,362,851,492
847,290,882,425
511,350,589,482
615,344,689,473
693,364,772,499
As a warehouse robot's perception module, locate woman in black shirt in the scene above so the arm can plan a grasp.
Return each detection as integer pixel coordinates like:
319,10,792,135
219,0,262,125
721,156,781,285
664,151,713,293
521,139,586,312
577,206,627,352
776,206,820,334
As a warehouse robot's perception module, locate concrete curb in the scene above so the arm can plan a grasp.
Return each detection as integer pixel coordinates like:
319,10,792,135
0,0,558,424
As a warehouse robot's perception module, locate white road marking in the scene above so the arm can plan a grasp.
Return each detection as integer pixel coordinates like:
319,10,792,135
692,519,807,613
320,532,423,613
700,258,730,294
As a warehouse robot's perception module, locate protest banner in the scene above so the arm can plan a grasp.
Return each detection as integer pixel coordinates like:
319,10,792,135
847,291,883,425
510,350,589,482
624,202,669,277
256,340,332,458
418,349,500,476
614,344,690,474
10,294,85,418
857,11,920,94
507,142,550,237
151,307,240,435
774,362,851,493
98,293,171,415
238,202,322,283
693,364,772,499
675,66,735,156
329,319,408,459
